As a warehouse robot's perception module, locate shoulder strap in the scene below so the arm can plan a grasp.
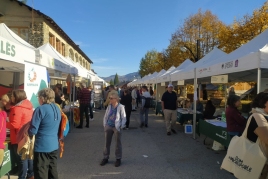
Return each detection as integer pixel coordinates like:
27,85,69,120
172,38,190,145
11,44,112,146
242,113,261,144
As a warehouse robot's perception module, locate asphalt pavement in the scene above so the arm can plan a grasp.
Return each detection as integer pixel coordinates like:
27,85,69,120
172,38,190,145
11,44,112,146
1,108,235,179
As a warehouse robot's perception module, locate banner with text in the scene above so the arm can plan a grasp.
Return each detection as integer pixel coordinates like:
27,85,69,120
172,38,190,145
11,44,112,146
24,62,48,109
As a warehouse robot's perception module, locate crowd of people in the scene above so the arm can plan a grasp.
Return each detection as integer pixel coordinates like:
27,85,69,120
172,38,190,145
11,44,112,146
0,82,268,176
0,88,64,179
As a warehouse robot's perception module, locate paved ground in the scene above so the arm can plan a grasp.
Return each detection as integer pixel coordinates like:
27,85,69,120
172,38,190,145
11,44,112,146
2,108,235,179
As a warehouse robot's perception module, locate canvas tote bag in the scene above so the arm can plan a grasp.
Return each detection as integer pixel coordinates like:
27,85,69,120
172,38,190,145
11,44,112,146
221,116,267,179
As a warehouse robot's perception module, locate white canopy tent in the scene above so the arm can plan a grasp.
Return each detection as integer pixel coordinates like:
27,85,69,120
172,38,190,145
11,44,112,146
0,23,36,71
142,71,158,84
170,48,227,82
38,43,78,76
157,66,176,83
148,69,166,84
196,29,268,92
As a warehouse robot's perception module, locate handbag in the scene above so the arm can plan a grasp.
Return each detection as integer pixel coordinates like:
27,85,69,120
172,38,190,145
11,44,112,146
221,116,267,179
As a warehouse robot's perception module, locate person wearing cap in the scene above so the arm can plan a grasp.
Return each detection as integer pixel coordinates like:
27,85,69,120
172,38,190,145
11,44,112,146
77,83,91,128
161,84,178,135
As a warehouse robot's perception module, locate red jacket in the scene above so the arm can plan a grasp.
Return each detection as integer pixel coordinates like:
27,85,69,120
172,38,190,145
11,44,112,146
7,100,33,144
226,106,246,133
0,111,7,149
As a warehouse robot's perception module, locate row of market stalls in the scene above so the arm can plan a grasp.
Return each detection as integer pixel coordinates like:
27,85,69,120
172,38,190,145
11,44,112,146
0,23,105,104
128,26,268,143
129,26,268,100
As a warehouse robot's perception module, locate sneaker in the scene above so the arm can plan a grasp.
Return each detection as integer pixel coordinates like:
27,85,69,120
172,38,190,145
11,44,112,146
140,123,144,128
100,159,108,166
145,124,148,128
90,118,94,121
85,125,89,128
167,132,171,136
76,126,82,129
171,129,177,134
114,159,121,167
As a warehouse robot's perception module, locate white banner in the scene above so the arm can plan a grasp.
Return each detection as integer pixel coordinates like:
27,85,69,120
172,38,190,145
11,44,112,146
161,82,165,86
177,80,184,85
211,75,228,84
24,62,48,109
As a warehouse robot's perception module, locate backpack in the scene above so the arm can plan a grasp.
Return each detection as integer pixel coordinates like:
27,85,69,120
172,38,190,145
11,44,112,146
144,97,151,108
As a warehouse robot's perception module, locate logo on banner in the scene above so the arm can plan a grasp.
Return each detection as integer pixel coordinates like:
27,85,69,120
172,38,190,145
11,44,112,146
235,59,239,67
27,68,38,86
222,61,233,69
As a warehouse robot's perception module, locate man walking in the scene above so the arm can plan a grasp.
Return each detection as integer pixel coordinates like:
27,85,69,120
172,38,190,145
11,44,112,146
140,86,151,128
88,85,95,121
131,87,137,111
77,83,91,128
161,84,177,135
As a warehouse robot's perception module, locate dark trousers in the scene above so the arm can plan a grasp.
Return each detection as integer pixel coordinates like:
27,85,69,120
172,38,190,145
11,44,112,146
34,150,58,179
10,144,34,179
103,126,122,159
125,108,131,128
79,104,89,126
88,103,93,119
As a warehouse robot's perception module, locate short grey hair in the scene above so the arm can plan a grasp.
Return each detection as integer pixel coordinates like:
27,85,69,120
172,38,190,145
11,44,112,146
38,88,55,104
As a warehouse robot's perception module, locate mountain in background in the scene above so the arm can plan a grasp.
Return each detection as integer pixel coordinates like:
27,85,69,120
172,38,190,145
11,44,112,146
101,72,140,83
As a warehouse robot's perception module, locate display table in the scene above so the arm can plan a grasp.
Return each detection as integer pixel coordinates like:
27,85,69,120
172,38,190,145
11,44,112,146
177,109,203,124
155,101,164,116
198,119,231,147
0,142,11,178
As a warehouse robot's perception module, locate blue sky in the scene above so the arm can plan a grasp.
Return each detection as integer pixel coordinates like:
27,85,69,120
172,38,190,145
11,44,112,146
32,0,266,77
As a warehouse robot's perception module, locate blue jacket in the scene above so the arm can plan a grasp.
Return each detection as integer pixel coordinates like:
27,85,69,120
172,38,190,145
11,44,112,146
28,103,61,152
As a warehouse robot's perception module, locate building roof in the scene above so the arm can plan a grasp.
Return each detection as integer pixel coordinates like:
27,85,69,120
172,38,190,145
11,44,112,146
14,0,93,64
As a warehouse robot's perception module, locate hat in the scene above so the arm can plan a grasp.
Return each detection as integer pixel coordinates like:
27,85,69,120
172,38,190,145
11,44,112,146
168,84,173,88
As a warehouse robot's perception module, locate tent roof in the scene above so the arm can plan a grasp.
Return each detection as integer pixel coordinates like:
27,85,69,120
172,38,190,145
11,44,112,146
0,23,35,49
171,48,227,81
0,23,35,71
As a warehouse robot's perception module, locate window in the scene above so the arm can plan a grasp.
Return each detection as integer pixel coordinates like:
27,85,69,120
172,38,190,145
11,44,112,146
56,38,61,53
69,49,74,61
49,33,55,47
62,43,65,56
10,27,29,41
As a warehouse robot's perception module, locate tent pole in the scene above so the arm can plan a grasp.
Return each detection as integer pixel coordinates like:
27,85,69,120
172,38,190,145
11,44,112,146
193,68,197,139
257,68,261,93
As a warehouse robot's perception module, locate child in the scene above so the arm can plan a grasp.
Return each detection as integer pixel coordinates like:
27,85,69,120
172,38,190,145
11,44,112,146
0,102,7,164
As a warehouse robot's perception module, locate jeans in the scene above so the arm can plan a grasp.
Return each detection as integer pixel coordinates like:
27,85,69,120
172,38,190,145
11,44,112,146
228,131,241,140
88,103,94,119
140,108,149,125
79,104,89,126
10,144,34,179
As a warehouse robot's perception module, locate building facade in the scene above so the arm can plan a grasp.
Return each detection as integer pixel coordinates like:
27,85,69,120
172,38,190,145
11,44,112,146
0,0,92,71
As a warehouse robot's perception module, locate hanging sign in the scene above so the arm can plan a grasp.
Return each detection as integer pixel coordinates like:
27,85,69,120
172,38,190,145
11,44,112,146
177,80,185,85
24,62,48,109
161,82,165,86
211,75,228,84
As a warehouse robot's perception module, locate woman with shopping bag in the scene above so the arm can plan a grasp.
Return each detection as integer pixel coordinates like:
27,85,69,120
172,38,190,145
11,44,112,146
221,92,268,179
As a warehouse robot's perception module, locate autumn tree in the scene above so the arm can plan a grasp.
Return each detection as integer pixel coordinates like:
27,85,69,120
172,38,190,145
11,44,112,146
218,2,268,53
169,9,225,62
139,50,161,77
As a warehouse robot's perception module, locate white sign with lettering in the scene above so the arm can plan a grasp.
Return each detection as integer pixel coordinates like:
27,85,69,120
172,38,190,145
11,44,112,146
211,75,228,84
